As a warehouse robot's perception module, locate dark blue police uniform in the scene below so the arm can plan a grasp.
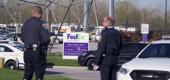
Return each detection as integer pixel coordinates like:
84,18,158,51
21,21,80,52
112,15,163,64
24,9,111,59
95,27,122,80
21,17,50,80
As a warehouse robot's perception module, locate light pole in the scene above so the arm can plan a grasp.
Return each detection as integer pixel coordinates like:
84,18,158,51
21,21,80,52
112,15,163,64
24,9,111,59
165,0,168,31
83,0,91,31
125,0,128,27
108,0,115,18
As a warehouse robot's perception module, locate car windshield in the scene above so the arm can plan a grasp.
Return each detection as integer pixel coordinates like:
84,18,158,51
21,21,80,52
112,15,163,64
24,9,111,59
13,45,24,51
139,44,170,58
12,43,24,51
0,30,9,36
13,42,23,45
5,33,15,38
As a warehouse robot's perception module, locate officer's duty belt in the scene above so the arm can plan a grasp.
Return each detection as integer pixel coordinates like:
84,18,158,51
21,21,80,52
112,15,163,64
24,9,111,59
25,44,40,50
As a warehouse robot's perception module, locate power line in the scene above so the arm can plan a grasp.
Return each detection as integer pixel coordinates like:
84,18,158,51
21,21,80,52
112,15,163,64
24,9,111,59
44,0,55,10
48,1,74,53
19,0,46,6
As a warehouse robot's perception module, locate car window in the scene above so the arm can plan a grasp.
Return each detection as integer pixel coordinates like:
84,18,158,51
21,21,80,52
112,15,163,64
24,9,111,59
121,43,140,53
139,44,170,58
137,44,147,50
0,41,9,43
0,30,9,35
13,45,24,51
0,46,13,52
5,33,14,37
58,33,63,36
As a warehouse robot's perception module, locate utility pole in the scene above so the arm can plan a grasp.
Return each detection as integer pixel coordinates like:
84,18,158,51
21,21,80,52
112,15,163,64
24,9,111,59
93,0,99,26
48,0,52,28
49,7,52,28
108,0,115,18
68,0,71,26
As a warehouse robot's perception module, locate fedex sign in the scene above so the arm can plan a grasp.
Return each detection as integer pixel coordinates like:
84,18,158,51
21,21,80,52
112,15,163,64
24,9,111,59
63,33,89,59
67,34,85,40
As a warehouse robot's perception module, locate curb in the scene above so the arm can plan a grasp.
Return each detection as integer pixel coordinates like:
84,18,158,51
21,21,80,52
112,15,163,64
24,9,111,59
51,66,87,70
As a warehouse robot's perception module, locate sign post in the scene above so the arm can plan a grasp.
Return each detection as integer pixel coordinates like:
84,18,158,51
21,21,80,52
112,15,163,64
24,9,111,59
141,24,149,42
63,33,89,59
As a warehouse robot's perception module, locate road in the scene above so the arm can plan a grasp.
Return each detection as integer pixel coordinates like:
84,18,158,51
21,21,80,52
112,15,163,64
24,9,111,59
46,67,100,80
49,42,98,53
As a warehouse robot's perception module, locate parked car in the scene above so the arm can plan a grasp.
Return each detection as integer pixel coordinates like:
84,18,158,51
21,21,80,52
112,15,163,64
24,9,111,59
0,30,9,36
50,32,63,44
0,37,4,40
89,26,104,41
1,33,17,41
0,40,24,51
118,40,170,80
78,43,147,70
0,44,24,69
0,30,10,39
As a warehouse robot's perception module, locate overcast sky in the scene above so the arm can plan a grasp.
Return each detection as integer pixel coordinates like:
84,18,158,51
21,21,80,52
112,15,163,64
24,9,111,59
25,0,170,7
16,0,170,11
125,0,170,10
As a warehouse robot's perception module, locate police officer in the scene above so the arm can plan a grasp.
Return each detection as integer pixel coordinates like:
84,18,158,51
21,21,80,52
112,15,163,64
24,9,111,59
21,6,50,80
93,16,122,80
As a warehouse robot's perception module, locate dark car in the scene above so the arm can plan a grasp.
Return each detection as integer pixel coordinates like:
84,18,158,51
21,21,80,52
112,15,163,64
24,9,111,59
78,43,148,70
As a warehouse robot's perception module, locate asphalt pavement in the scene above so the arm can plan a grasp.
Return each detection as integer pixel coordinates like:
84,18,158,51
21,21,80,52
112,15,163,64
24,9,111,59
47,42,100,80
46,67,100,80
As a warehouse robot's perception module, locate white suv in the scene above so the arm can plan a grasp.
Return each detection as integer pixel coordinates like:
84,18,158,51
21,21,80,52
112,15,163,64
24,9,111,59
118,40,170,80
0,44,24,69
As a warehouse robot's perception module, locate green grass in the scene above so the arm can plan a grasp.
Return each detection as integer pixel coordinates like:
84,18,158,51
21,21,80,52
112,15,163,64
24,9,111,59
47,53,79,66
0,69,72,80
0,53,79,80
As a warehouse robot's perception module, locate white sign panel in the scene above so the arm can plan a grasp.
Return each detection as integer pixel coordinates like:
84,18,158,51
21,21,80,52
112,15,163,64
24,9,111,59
63,33,89,59
141,24,149,34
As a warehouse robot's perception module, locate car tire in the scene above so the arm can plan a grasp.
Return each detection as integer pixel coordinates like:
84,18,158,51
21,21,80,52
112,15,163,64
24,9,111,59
55,39,60,44
87,58,94,70
59,41,63,44
5,60,16,70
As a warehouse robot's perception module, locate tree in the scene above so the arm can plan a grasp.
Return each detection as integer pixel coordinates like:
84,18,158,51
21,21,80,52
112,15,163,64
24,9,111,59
115,0,142,28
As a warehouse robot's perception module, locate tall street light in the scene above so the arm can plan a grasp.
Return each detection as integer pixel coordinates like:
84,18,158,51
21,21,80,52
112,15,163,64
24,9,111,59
165,0,168,31
108,0,115,18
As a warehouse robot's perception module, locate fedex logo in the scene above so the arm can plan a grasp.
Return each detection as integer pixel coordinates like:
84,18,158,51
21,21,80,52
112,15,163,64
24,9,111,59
67,34,85,40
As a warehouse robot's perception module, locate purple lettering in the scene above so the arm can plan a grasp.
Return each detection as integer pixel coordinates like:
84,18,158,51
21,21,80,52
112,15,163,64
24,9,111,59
67,34,78,39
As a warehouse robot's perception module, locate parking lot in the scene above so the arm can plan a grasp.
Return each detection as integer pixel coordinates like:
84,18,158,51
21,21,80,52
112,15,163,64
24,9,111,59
47,67,100,80
0,0,170,80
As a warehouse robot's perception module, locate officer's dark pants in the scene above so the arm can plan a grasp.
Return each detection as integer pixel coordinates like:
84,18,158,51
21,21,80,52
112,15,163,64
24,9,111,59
100,64,117,80
23,48,46,80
